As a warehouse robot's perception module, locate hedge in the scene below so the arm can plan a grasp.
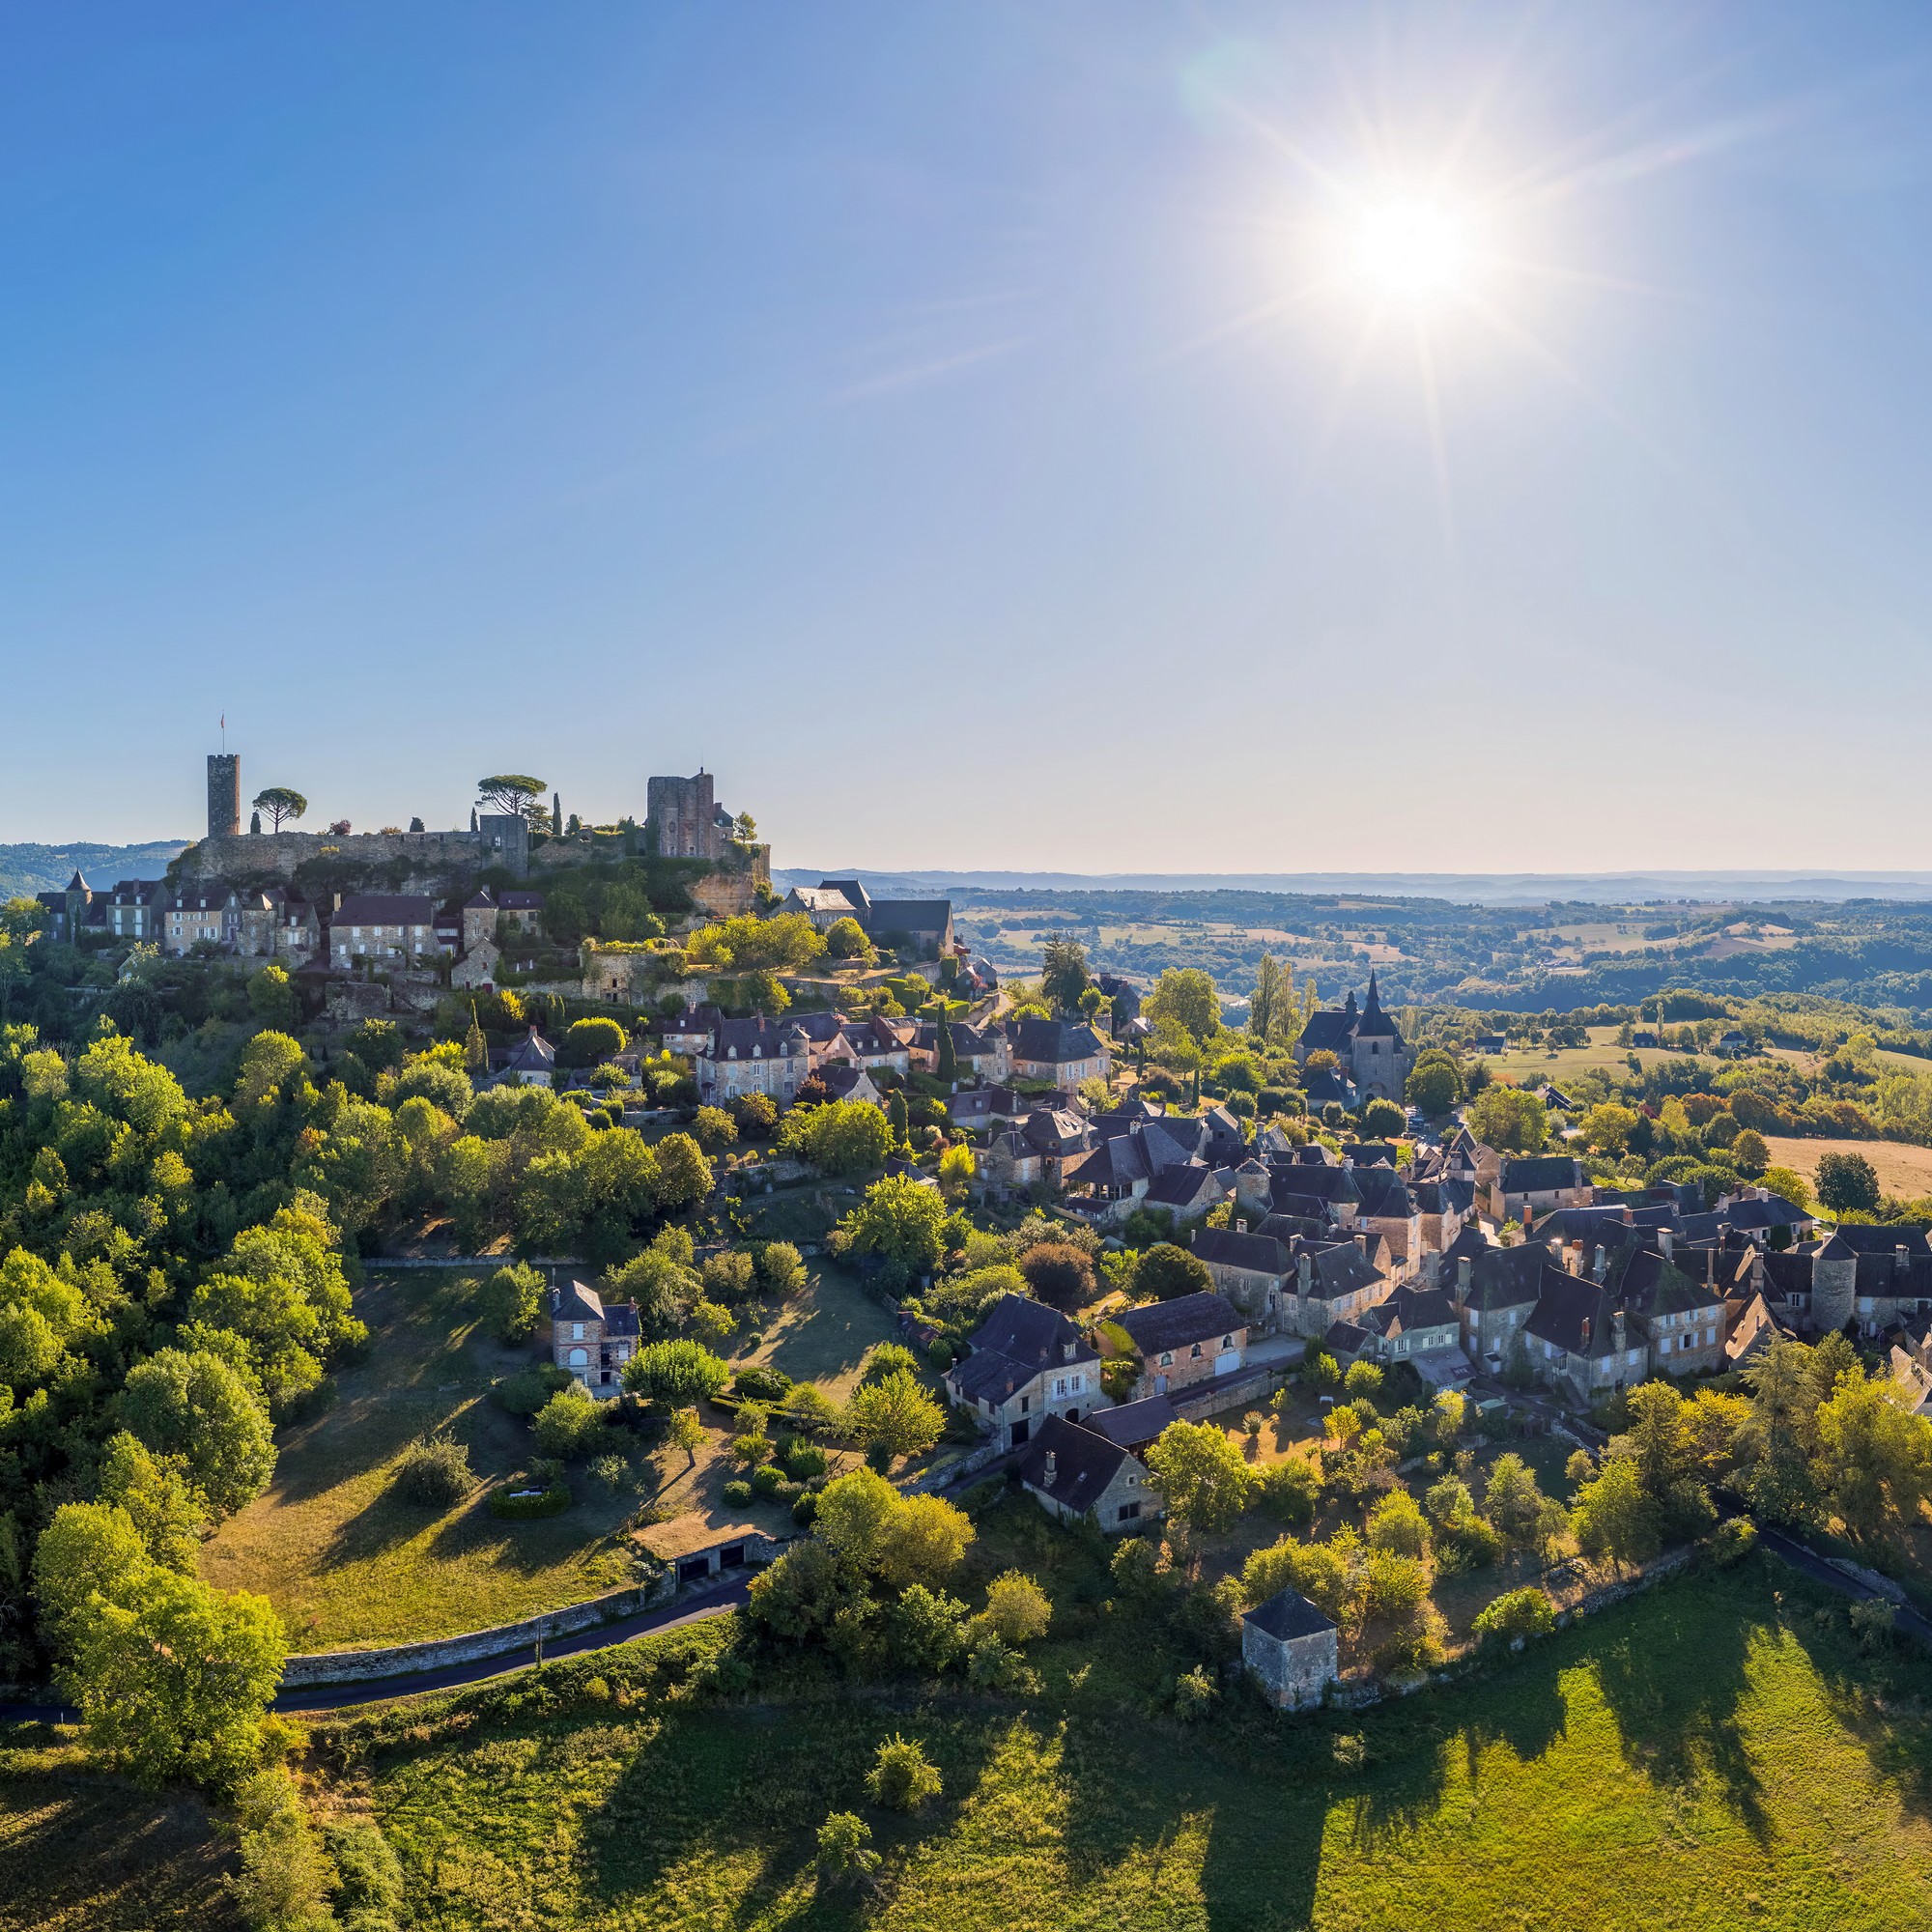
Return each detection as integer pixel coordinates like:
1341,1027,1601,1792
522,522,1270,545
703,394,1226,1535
488,1479,573,1520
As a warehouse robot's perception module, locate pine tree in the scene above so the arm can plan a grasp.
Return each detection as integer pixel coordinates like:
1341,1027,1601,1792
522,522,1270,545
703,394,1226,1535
935,1017,958,1087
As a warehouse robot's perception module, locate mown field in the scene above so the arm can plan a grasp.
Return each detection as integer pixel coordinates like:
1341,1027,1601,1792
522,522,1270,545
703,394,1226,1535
331,1557,1931,1932
1762,1136,1932,1200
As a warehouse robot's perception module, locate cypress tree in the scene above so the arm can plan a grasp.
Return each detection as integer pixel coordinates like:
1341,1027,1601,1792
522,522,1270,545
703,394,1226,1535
935,1016,958,1087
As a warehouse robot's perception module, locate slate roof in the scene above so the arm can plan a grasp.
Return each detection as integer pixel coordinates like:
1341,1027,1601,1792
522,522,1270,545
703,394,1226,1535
952,1294,1094,1405
333,893,437,925
1118,1291,1243,1355
1143,1165,1222,1209
500,1029,557,1074
1266,1163,1360,1207
1021,1108,1092,1156
554,1280,606,1322
1016,1414,1137,1512
863,898,952,936
1523,1272,1624,1358
1006,1017,1107,1065
1086,1394,1179,1449
1322,1320,1374,1357
818,1065,877,1101
1293,1238,1387,1301
1359,1284,1459,1339
1354,1169,1416,1219
1812,1224,1932,1255
1244,1586,1338,1641
1497,1154,1585,1194
1461,1243,1550,1312
1191,1227,1293,1276
1606,1244,1721,1318
710,1016,809,1061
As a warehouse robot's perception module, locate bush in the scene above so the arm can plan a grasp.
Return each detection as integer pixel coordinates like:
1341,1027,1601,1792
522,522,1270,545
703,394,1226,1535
734,1091,779,1133
489,1476,572,1519
323,1818,405,1932
1254,1458,1321,1527
754,1241,807,1296
1471,1586,1557,1644
866,1734,943,1811
780,1437,828,1480
752,1463,786,1496
733,1364,794,1403
1173,1664,1218,1721
1134,1242,1213,1300
978,1570,1052,1649
494,1362,572,1415
1344,1360,1384,1400
1711,1516,1757,1566
390,1432,473,1509
723,1479,754,1507
694,1105,738,1151
532,1385,608,1460
863,1341,922,1382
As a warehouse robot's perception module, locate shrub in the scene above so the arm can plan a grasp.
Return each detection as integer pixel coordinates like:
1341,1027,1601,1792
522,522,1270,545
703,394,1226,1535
489,1476,572,1519
391,1432,473,1509
864,1341,922,1382
1849,1598,1899,1652
1134,1242,1214,1300
780,1437,828,1480
1711,1517,1757,1566
734,1090,779,1133
231,1768,334,1932
694,1105,739,1151
588,1452,631,1488
791,1489,819,1526
561,1015,629,1067
532,1385,608,1460
493,1362,572,1414
723,1478,754,1507
1343,1360,1384,1400
733,1363,794,1403
323,1818,405,1932
1471,1586,1557,1644
1255,1458,1321,1525
1366,1489,1431,1558
751,1463,786,1496
627,1338,731,1406
888,1583,968,1672
866,1734,943,1811
1173,1664,1218,1721
978,1570,1052,1649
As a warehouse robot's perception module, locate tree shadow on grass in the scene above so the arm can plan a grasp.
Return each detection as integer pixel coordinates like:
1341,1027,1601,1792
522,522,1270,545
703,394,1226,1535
576,1693,1005,1919
1777,1575,1932,1822
1586,1576,1774,1844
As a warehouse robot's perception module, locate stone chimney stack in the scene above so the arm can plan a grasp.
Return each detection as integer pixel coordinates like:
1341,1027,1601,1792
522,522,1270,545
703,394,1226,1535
1592,1244,1607,1282
1457,1255,1472,1295
1613,1307,1627,1352
1297,1252,1312,1294
1044,1449,1057,1485
1658,1227,1674,1262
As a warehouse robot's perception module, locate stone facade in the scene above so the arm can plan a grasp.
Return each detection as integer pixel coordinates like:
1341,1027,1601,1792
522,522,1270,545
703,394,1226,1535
1242,1590,1340,1711
649,771,722,860
208,753,241,838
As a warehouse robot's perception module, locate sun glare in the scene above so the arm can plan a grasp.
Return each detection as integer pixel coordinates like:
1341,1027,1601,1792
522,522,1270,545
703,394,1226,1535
1349,196,1474,305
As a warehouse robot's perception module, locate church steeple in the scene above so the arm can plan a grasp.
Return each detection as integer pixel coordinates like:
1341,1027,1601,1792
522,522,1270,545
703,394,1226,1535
1363,970,1383,1016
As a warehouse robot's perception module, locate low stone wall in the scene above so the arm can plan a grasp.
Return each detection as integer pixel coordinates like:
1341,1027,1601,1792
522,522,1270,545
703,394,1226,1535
1173,1367,1278,1423
280,1577,673,1688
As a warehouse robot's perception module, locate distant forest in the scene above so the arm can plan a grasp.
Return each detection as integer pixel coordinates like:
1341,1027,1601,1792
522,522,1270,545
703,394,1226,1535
0,840,187,898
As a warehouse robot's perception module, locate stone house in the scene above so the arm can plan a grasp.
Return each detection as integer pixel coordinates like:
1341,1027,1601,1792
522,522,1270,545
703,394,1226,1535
1005,1017,1111,1087
1242,1588,1340,1711
494,1028,557,1088
329,894,440,969
945,1087,1030,1131
551,1278,640,1398
824,1016,914,1078
1016,1415,1162,1532
1450,1244,1548,1367
1191,1226,1293,1326
780,883,863,928
102,879,165,942
980,1107,1092,1195
1274,1238,1387,1341
1139,1163,1228,1227
817,1063,884,1107
1521,1272,1648,1395
165,889,229,953
696,1016,811,1108
914,1020,1009,1081
1353,1283,1462,1365
1488,1154,1591,1225
1116,1291,1247,1396
1615,1242,1727,1375
943,1293,1107,1449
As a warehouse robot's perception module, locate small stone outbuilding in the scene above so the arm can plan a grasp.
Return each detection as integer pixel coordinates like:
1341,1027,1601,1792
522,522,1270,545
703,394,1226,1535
1242,1587,1339,1711
1015,1414,1161,1533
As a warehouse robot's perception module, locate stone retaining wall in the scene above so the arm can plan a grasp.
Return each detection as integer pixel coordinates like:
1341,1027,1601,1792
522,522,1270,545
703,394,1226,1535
280,1577,672,1688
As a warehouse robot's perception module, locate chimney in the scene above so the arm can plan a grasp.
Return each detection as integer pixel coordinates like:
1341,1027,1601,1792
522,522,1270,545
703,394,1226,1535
1354,1233,1367,1258
1297,1252,1312,1293
1896,1243,1911,1276
1592,1244,1606,1282
1579,1315,1592,1349
1567,1241,1582,1277
1658,1228,1673,1261
1236,1218,1248,1235
1706,1247,1716,1288
1044,1450,1057,1485
1457,1255,1472,1293
1613,1307,1627,1352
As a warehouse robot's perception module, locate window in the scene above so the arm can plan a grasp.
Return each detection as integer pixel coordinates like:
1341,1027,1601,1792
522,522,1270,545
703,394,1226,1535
1159,1350,1174,1367
1118,1502,1141,1521
571,1322,584,1341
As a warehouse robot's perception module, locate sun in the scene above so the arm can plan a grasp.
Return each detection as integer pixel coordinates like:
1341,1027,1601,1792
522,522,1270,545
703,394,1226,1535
1348,196,1476,305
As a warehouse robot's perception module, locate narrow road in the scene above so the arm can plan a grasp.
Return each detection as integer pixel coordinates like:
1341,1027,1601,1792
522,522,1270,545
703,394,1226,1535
1757,1523,1932,1647
0,1575,753,1726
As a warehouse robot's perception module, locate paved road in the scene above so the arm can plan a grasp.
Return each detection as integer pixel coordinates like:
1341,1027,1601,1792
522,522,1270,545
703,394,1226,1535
1756,1523,1932,1646
0,1575,753,1726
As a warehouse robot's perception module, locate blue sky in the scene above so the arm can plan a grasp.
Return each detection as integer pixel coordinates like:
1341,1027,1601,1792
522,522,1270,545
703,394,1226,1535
4,3,1932,871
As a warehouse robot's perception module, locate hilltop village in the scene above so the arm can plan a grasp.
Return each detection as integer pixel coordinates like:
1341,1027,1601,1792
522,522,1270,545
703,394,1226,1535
3,753,1931,1931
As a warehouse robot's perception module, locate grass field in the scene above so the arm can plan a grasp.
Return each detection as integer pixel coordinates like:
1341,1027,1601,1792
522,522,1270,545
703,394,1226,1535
1763,1136,1932,1200
196,1264,908,1643
196,1269,644,1651
332,1557,1932,1932
1475,1026,1677,1087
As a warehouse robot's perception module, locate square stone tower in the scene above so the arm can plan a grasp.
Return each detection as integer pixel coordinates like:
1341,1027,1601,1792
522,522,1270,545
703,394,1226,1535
207,754,242,838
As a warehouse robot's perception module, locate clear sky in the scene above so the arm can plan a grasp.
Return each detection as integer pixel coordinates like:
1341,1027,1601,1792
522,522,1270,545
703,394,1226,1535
5,3,1932,871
